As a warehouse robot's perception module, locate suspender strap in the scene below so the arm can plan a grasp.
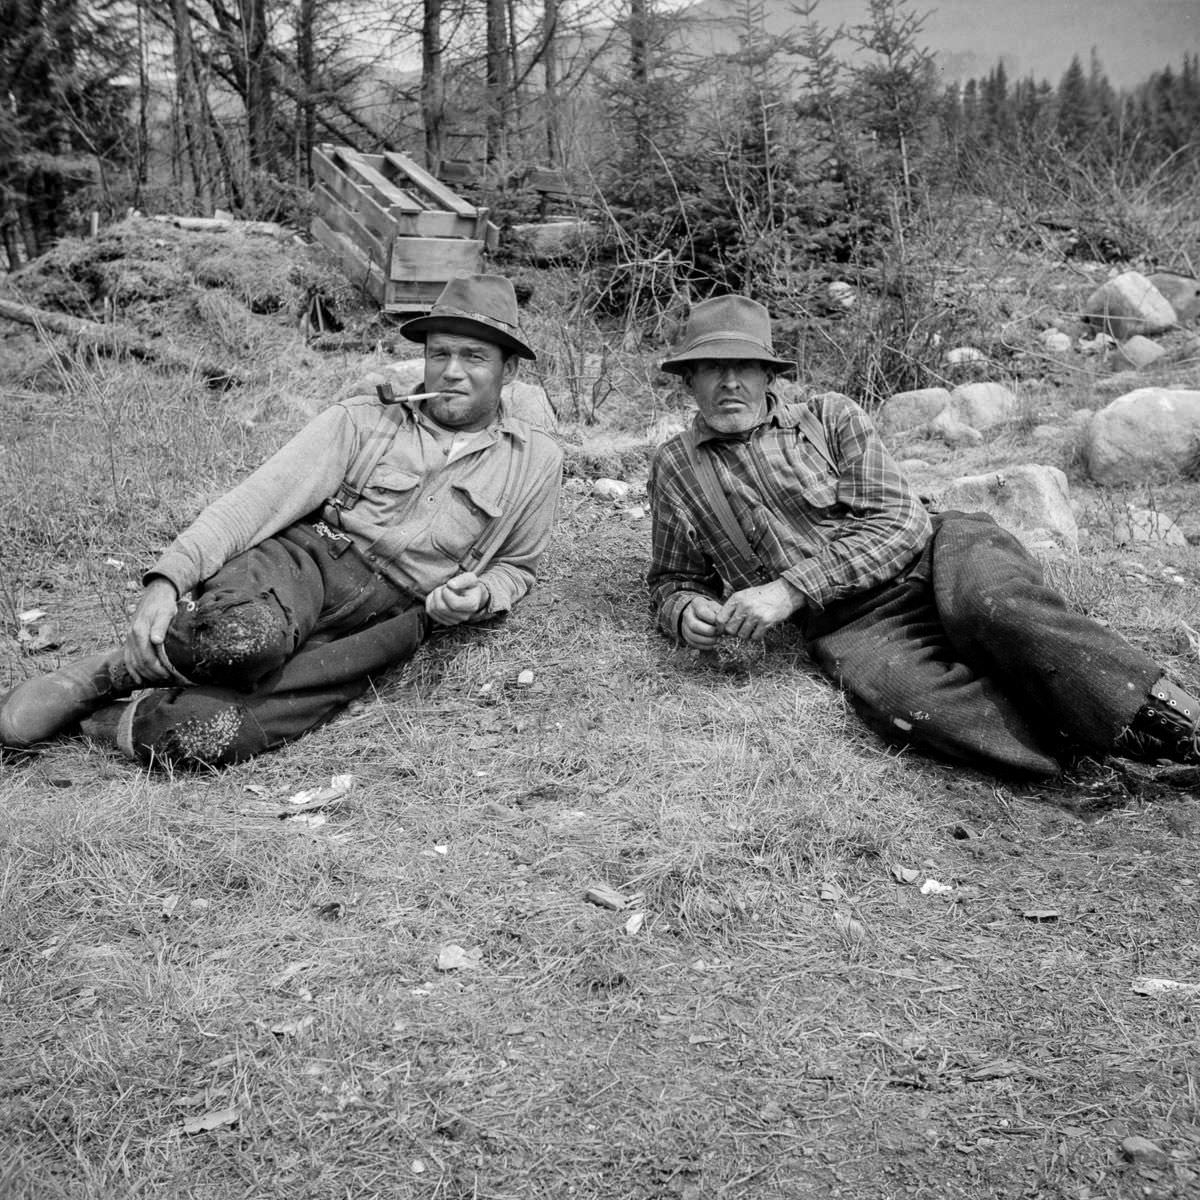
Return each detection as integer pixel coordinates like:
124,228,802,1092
458,431,528,574
328,393,531,577
327,399,409,520
790,401,838,474
682,430,764,578
681,400,839,581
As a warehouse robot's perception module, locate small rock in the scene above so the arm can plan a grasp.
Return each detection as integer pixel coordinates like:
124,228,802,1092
1119,335,1166,369
592,478,631,500
1040,328,1073,353
516,669,535,687
1077,332,1117,356
826,280,855,309
944,346,986,365
1120,1135,1168,1167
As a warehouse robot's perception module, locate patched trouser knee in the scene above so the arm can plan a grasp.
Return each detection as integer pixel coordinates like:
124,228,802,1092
108,687,271,769
165,593,294,690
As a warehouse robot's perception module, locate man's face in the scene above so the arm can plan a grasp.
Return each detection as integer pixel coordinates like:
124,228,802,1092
423,332,517,431
686,358,770,434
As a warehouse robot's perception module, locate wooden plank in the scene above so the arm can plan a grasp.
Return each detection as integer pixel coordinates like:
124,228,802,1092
388,236,482,283
312,182,390,270
312,151,399,248
338,148,425,213
392,210,480,240
311,216,384,306
381,150,476,217
314,151,476,239
383,280,447,313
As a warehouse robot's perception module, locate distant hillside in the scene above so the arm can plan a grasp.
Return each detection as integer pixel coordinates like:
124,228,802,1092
677,0,1200,89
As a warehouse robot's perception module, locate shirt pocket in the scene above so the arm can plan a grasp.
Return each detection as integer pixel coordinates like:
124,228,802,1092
429,478,504,558
365,466,422,501
782,466,839,517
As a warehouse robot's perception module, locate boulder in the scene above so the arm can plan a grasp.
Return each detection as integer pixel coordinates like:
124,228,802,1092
1085,387,1200,484
878,387,951,435
1084,271,1177,339
926,408,983,448
1112,506,1187,548
1118,335,1166,369
938,465,1078,553
1149,272,1200,324
949,381,1019,430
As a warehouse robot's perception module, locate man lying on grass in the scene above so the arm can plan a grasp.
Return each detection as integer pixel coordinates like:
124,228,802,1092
0,274,562,768
647,294,1200,777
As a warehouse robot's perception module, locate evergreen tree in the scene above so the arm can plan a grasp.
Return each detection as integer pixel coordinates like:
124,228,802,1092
0,0,136,264
844,0,938,207
1056,54,1099,153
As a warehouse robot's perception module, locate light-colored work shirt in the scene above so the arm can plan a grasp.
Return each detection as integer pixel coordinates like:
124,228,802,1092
150,394,563,616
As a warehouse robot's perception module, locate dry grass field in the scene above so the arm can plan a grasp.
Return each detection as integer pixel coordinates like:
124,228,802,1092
2,218,1200,1199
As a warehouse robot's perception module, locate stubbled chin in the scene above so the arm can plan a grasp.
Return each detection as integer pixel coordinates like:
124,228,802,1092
708,411,759,433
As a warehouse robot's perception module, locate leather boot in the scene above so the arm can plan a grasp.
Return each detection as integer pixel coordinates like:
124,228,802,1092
1113,675,1200,763
0,650,136,748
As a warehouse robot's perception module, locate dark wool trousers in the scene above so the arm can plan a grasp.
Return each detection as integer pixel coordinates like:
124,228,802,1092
804,510,1162,776
112,523,426,768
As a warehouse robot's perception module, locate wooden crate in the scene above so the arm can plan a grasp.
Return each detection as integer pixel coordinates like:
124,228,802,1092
310,144,499,313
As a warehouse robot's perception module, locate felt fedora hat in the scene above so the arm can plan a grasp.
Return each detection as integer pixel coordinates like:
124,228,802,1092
660,295,793,376
400,274,536,360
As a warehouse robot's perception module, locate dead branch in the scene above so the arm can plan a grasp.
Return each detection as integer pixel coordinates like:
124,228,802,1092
0,296,240,387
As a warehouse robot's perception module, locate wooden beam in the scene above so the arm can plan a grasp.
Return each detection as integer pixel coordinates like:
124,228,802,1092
381,150,477,217
311,217,385,307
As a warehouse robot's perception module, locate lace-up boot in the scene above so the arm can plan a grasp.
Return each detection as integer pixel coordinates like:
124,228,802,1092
1113,676,1200,763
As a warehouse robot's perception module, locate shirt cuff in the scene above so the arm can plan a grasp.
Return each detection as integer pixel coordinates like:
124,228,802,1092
780,562,830,613
143,555,193,596
659,590,708,640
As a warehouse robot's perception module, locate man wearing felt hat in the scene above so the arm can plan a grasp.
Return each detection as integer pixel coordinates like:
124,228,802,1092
647,293,1200,777
1,274,563,768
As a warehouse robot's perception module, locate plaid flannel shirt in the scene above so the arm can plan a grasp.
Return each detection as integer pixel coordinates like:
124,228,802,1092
647,391,932,638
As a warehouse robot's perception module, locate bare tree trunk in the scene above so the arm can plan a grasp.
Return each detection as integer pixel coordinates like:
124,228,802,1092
629,0,650,155
240,0,276,187
485,0,509,164
170,0,215,211
1,218,22,270
421,0,445,172
296,0,316,187
543,0,560,164
135,0,150,204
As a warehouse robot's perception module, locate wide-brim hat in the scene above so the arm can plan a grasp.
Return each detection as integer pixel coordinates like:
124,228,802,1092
660,295,793,376
400,274,536,360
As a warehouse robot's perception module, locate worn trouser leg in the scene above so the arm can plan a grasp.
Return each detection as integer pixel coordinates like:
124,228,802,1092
112,606,426,767
806,511,1164,776
90,523,425,768
930,510,1160,753
807,562,1061,776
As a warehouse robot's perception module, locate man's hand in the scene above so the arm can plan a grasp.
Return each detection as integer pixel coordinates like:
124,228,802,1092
679,596,724,648
716,579,804,642
124,577,181,683
426,572,490,626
